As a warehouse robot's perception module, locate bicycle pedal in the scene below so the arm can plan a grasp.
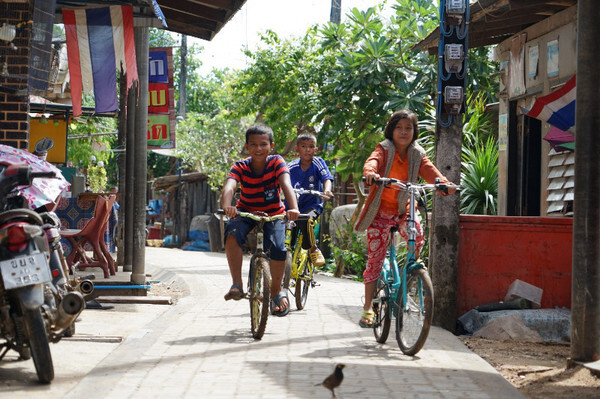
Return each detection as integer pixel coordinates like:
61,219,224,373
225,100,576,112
311,281,319,288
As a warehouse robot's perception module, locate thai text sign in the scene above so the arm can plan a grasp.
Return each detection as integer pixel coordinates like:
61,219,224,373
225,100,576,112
148,48,175,149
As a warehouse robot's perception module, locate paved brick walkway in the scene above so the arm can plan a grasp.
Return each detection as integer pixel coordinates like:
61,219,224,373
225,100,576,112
1,247,524,398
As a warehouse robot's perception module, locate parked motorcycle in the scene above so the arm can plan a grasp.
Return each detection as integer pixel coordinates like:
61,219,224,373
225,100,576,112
0,163,85,383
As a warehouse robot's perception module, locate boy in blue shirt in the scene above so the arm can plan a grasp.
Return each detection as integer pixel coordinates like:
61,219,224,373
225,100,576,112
286,133,333,267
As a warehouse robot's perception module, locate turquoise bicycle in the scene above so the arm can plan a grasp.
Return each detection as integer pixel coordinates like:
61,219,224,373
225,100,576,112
369,177,458,355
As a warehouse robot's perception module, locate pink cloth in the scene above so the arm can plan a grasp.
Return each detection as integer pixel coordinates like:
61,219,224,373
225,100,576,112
362,212,424,284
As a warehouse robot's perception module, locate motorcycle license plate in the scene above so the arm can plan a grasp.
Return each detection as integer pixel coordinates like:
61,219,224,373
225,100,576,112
0,253,52,290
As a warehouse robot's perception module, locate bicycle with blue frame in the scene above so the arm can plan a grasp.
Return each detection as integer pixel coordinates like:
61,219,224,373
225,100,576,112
283,187,329,310
367,177,458,356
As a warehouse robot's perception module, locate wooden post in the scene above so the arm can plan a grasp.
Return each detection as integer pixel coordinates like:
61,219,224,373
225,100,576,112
570,0,600,362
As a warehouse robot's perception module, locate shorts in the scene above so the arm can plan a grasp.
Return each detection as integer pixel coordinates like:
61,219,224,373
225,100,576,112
224,216,287,261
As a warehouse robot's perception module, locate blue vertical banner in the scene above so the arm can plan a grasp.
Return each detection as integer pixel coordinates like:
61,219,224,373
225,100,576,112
148,48,176,149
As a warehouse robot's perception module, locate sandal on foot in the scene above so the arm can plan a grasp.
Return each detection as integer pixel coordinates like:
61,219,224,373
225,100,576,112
270,292,290,317
358,309,375,328
224,284,244,301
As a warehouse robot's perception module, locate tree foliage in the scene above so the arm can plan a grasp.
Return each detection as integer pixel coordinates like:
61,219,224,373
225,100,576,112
67,117,117,186
231,29,331,154
172,0,499,211
176,112,248,191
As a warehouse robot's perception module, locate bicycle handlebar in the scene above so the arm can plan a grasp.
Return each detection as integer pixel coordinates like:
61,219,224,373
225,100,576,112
361,176,460,194
217,209,310,222
293,187,332,200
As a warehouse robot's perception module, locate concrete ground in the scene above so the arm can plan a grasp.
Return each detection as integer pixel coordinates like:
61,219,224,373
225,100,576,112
0,247,525,398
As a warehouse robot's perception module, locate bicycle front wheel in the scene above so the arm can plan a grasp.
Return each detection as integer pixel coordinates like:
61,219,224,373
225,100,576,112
249,256,271,340
373,278,391,343
395,268,434,356
294,252,312,310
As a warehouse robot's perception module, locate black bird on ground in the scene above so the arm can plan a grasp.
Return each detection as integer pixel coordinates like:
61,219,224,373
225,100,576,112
316,363,345,398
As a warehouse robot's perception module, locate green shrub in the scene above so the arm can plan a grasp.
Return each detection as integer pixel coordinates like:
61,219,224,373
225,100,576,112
332,220,368,280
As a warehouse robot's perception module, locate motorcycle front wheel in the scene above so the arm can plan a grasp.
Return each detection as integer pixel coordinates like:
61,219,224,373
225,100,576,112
24,308,54,383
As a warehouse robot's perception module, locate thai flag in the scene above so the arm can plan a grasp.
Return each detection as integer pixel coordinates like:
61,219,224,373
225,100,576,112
63,6,138,117
526,74,576,133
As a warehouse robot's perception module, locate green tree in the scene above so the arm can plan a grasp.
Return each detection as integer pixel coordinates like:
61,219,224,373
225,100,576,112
314,1,439,219
176,112,248,191
231,29,331,154
67,117,116,185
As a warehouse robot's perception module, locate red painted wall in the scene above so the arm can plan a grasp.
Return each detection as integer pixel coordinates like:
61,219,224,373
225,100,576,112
457,215,572,316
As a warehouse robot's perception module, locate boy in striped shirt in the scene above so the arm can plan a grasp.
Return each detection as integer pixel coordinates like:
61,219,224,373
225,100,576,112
221,124,299,317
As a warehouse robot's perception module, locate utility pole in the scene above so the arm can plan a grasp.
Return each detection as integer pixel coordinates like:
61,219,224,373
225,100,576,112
330,0,341,24
179,35,187,118
570,0,600,364
430,1,468,332
322,0,341,263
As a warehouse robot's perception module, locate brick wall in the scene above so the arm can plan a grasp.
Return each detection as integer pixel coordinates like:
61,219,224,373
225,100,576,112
0,0,32,150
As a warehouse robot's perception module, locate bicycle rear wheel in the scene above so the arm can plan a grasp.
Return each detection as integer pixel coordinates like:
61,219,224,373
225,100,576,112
395,268,434,356
249,256,271,339
373,278,391,343
294,252,312,310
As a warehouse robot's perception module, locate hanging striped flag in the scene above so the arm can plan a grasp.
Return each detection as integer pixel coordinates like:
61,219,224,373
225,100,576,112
63,6,138,117
526,74,576,133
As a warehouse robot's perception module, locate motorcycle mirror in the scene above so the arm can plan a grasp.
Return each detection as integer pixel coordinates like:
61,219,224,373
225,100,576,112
34,138,54,153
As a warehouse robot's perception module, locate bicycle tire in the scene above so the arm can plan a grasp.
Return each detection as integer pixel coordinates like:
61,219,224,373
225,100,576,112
249,256,271,340
24,308,54,383
395,268,434,356
373,278,391,343
294,253,312,310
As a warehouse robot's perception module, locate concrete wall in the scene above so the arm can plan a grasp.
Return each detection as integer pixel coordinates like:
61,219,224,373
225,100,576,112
457,215,572,316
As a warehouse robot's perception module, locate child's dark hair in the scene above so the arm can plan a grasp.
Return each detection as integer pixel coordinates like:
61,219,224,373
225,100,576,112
246,123,274,143
384,109,419,143
296,133,317,145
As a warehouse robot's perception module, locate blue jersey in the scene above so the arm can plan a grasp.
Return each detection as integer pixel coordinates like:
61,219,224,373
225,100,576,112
287,157,333,214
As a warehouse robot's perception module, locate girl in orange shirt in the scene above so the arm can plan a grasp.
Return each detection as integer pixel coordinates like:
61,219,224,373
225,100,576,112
354,109,456,328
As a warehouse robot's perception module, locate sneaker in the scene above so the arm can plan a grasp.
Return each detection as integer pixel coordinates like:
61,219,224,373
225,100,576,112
309,248,326,267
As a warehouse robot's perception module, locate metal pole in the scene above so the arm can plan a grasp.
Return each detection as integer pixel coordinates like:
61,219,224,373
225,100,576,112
131,27,149,285
571,0,600,363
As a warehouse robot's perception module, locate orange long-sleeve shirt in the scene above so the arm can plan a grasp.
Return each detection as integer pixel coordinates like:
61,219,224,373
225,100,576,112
379,151,448,214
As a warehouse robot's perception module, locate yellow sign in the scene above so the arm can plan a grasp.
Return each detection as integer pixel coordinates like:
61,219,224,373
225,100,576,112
29,118,68,163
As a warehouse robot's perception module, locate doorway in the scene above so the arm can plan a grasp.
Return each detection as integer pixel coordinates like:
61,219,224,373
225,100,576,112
507,102,542,216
